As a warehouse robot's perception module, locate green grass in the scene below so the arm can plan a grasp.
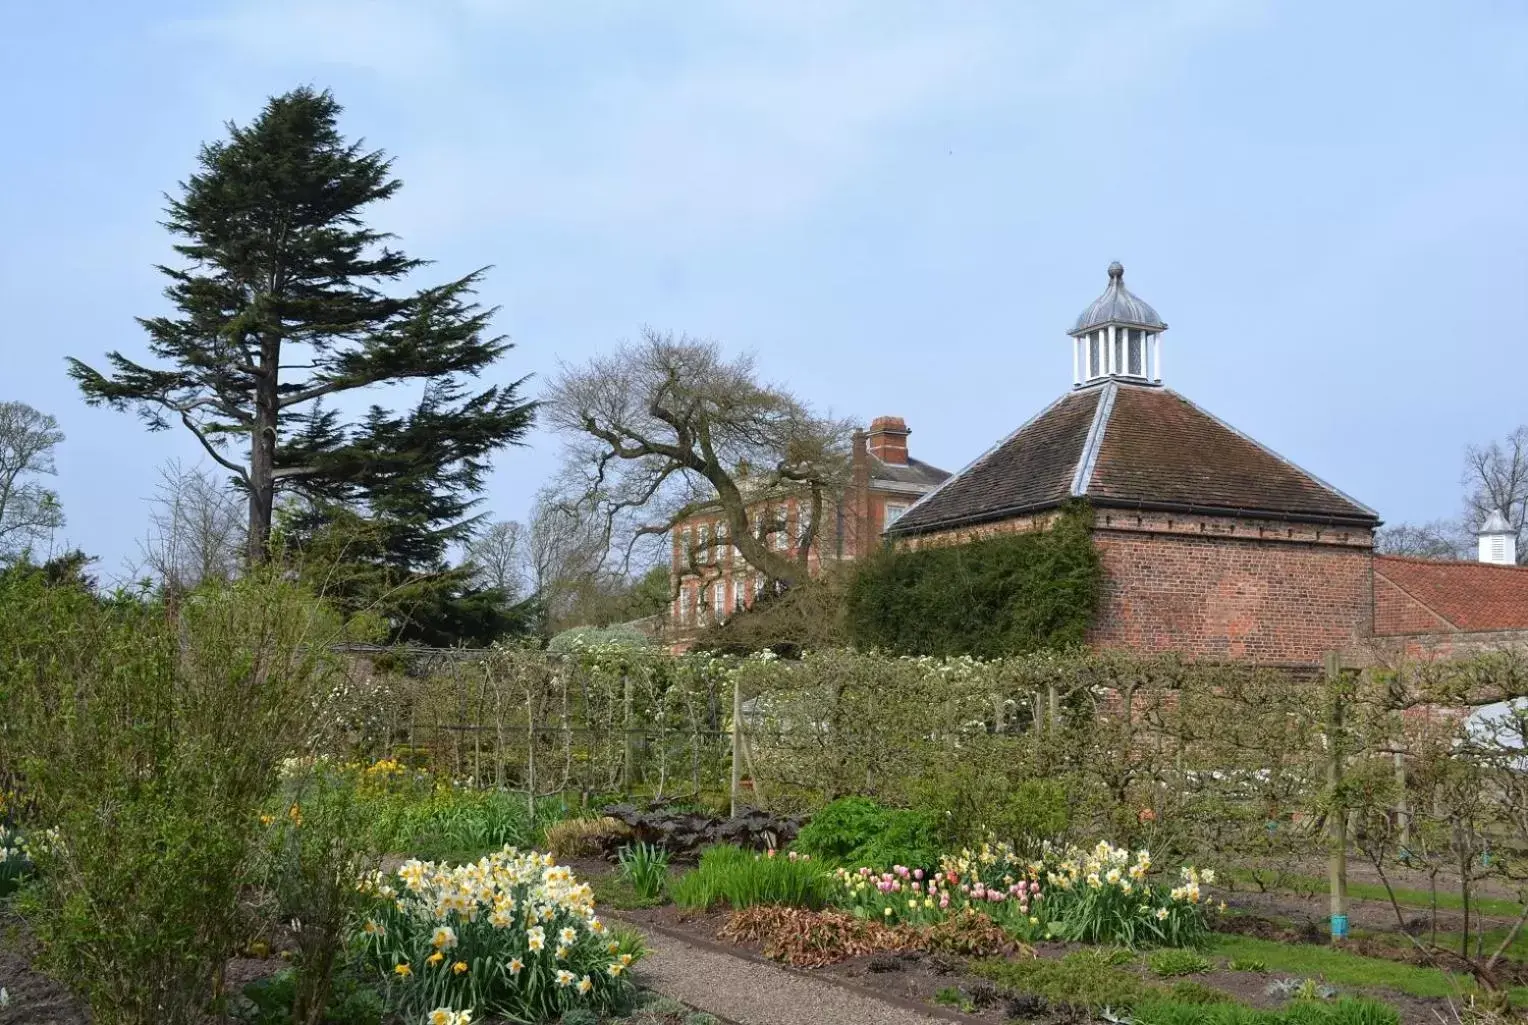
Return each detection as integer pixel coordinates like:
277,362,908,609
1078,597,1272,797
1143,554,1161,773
970,949,1161,1010
1230,870,1525,920
670,845,831,910
1151,949,1214,977
1132,997,1399,1025
1209,935,1487,1000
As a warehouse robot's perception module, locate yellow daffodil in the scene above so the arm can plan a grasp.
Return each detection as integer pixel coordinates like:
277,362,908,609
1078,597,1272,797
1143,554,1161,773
394,963,412,977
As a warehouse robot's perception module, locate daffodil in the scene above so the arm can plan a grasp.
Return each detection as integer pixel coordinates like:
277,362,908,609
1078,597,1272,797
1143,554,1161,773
507,957,525,975
452,960,468,975
556,969,576,987
426,951,445,967
394,963,412,977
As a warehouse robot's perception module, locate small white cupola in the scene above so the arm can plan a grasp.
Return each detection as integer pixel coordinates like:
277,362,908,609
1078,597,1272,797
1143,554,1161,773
1478,508,1517,565
1070,261,1166,387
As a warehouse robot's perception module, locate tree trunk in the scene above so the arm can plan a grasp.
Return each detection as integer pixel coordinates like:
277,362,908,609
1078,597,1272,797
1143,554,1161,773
247,339,279,564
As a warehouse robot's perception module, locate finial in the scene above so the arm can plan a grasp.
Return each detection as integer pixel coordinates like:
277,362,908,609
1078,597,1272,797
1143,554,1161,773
1107,261,1124,282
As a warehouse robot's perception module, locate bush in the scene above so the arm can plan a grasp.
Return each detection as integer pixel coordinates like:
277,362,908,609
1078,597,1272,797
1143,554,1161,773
793,797,942,870
670,845,830,910
545,817,632,861
0,574,357,1025
845,502,1101,658
356,848,636,1022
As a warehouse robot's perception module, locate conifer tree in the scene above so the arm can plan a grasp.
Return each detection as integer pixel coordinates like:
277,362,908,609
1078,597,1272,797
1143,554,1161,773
69,87,534,571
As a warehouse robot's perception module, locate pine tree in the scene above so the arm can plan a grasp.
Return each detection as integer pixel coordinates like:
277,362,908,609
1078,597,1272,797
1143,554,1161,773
69,87,534,570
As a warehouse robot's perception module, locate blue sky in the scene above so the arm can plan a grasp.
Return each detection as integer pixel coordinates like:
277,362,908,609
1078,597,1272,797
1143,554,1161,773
4,1,1526,578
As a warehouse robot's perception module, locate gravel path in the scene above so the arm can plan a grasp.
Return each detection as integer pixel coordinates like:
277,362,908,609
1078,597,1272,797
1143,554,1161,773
631,925,950,1025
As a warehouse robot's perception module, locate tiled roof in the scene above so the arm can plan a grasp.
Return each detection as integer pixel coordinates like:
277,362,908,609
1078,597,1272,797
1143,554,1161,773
1373,555,1528,634
870,455,951,490
888,380,1378,535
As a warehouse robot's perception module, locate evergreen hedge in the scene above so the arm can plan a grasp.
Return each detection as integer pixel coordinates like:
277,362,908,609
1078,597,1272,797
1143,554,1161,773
844,503,1102,657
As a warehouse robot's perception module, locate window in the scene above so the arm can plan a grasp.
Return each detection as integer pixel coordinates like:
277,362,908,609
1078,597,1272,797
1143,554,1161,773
699,523,712,563
678,586,694,626
733,576,746,610
798,505,815,543
1088,334,1100,377
1127,329,1143,376
1113,333,1124,375
885,503,909,528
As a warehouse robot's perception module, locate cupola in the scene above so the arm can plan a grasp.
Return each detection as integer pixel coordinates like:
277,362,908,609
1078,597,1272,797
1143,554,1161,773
1069,261,1165,386
1478,509,1517,565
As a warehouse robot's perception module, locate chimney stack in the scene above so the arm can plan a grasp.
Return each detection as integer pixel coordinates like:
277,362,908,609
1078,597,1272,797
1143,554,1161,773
1478,509,1517,565
867,416,910,466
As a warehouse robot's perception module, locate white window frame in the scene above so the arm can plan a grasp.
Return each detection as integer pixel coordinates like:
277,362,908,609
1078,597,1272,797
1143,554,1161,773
884,503,909,528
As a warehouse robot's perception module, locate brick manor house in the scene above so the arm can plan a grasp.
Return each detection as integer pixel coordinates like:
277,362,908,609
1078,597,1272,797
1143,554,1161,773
670,264,1528,663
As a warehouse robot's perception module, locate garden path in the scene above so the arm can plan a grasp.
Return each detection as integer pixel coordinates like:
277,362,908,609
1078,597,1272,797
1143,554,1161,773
629,920,956,1025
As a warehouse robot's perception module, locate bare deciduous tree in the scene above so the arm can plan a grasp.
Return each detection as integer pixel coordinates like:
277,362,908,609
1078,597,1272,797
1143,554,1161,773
0,401,66,563
137,460,245,590
524,490,609,631
464,519,527,599
1375,520,1470,560
545,329,853,587
1463,425,1528,563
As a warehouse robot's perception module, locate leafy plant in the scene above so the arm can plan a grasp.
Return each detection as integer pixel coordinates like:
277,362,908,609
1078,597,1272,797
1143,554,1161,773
1131,998,1398,1025
970,949,1159,1010
0,823,35,898
1229,957,1268,972
618,842,671,901
719,906,915,967
671,845,829,910
792,797,941,870
602,802,801,857
233,967,384,1025
354,848,637,1022
1041,843,1215,948
1149,949,1213,977
933,986,975,1013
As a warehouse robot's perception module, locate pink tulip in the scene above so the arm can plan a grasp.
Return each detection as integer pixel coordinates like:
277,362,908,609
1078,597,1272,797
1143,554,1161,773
913,869,924,881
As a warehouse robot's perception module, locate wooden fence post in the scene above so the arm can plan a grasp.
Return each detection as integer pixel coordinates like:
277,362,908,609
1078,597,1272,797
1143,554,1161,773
730,675,743,819
1325,650,1349,942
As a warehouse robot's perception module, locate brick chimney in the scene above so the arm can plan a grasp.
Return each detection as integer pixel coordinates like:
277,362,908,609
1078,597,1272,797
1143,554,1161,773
867,416,910,466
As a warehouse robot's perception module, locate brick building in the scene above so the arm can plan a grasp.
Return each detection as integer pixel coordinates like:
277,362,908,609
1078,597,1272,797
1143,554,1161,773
668,417,948,632
886,263,1528,666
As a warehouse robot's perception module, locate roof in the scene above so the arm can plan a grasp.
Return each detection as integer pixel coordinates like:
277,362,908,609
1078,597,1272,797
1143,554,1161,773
1374,555,1528,634
1480,509,1513,534
887,379,1380,535
1071,262,1167,334
869,455,950,491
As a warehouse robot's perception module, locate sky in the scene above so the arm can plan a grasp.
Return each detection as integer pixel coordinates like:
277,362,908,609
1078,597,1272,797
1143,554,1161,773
3,1,1526,580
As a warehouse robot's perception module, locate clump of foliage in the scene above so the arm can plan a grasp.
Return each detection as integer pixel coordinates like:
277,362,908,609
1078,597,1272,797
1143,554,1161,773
844,502,1101,657
718,906,916,967
617,842,671,901
793,797,942,870
1150,949,1214,977
548,624,656,653
1229,957,1269,973
1041,843,1215,948
670,845,830,910
601,803,801,857
355,848,638,1022
545,816,633,861
1167,981,1236,1005
0,823,36,897
1131,997,1398,1025
0,573,358,1025
233,967,384,1025
831,862,1044,939
970,949,1159,1011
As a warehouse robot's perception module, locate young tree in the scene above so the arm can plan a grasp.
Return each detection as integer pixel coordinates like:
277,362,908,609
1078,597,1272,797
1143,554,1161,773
1464,425,1527,563
545,329,852,587
0,400,65,563
68,87,534,565
136,460,245,590
464,518,527,599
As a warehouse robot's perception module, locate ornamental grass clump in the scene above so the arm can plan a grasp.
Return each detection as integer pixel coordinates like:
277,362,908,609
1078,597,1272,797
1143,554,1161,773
356,847,636,1023
670,845,830,910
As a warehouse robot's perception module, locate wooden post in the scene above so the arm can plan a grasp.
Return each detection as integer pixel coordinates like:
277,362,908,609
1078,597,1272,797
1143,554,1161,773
1325,650,1349,942
730,675,743,818
621,673,635,790
1395,751,1411,852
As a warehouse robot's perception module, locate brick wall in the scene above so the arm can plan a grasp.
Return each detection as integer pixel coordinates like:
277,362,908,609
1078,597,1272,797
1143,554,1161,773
1089,520,1373,665
1371,573,1454,636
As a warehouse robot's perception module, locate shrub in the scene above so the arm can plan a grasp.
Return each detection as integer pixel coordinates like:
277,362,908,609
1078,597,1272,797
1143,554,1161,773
1150,950,1213,977
0,574,357,1025
970,949,1157,1010
671,845,830,910
617,842,671,901
356,848,636,1023
546,817,632,861
793,797,941,870
845,502,1101,658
